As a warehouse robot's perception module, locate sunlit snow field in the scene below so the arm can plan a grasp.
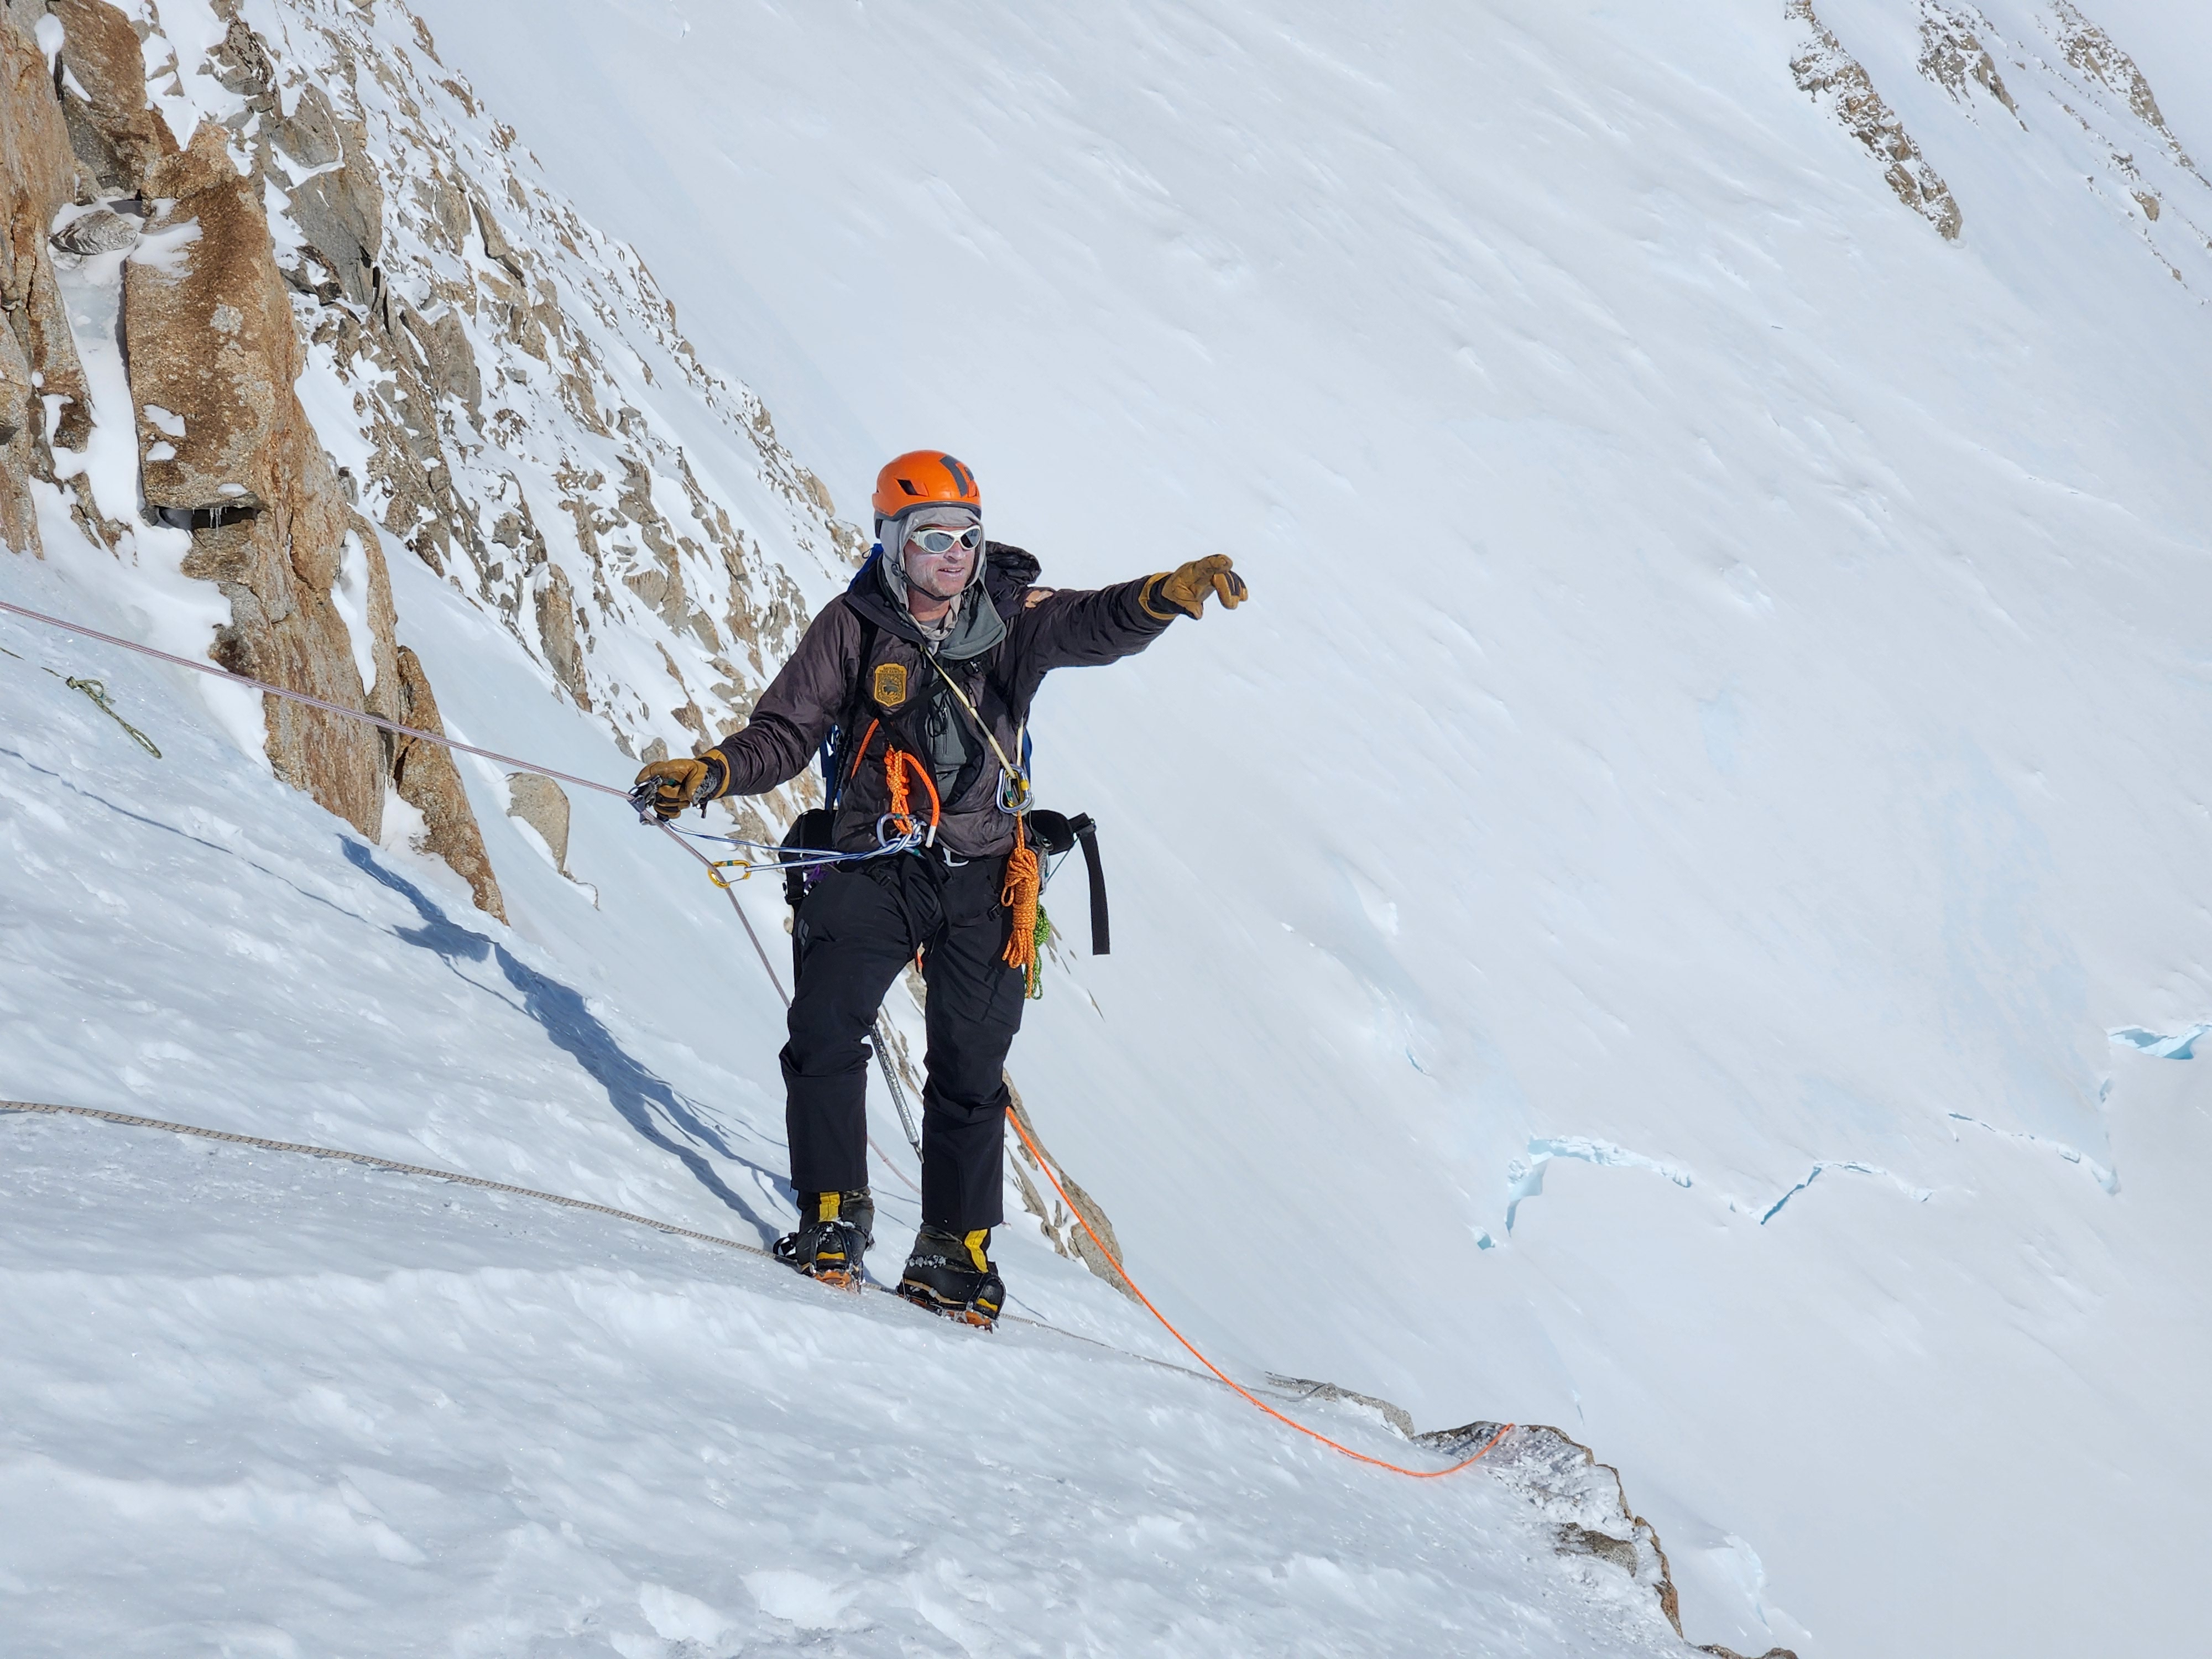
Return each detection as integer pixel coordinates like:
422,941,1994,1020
7,0,2212,1653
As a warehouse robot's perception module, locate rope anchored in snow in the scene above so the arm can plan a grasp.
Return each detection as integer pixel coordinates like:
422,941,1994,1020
0,596,623,799
0,1097,779,1260
0,597,923,1192
65,677,162,758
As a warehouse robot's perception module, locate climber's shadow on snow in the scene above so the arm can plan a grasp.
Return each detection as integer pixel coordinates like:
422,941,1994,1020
342,839,784,1242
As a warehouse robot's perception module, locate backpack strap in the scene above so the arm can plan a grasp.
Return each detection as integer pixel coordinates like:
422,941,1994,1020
820,610,883,810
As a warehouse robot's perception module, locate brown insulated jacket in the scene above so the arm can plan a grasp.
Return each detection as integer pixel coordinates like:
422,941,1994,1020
714,544,1175,857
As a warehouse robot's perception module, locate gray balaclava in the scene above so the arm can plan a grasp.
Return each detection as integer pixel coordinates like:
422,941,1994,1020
877,504,1005,660
875,503,1007,788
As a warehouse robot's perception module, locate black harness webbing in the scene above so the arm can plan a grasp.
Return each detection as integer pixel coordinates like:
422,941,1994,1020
1070,812,1110,955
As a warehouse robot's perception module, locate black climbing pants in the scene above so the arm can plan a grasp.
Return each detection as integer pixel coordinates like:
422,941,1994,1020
780,853,1026,1233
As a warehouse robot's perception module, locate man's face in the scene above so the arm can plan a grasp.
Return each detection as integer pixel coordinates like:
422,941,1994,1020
900,514,980,603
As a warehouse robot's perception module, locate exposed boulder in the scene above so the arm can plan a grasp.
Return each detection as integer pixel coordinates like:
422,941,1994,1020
48,0,176,194
533,562,588,707
1418,1420,1685,1636
127,123,305,516
184,509,385,838
466,179,524,277
285,138,383,306
270,82,341,171
389,646,506,921
401,303,481,416
504,772,570,873
204,11,277,109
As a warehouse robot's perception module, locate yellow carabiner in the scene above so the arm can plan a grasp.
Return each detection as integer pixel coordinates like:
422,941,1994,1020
706,858,752,890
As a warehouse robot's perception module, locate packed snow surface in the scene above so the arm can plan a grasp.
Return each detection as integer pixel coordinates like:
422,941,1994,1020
8,0,2212,1653
3,587,1695,1655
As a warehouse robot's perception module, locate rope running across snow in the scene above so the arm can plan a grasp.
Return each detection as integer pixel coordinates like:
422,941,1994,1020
0,596,627,798
2,599,1507,1478
0,1097,1184,1381
0,1097,778,1259
0,596,922,1192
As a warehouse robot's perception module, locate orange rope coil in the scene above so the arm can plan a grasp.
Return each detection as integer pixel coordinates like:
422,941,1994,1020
1000,816,1042,996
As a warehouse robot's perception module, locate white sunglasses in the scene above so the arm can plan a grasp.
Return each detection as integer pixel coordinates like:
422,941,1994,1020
907,524,984,554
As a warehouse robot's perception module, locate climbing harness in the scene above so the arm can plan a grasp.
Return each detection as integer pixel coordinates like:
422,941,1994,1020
0,598,1511,1479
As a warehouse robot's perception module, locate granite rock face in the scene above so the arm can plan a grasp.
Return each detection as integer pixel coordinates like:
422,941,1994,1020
0,13,504,912
128,125,307,518
1,6,92,536
390,646,506,921
128,124,384,839
49,0,177,194
0,310,35,551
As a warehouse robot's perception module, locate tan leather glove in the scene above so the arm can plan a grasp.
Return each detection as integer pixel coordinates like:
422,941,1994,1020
1143,554,1249,620
632,750,729,821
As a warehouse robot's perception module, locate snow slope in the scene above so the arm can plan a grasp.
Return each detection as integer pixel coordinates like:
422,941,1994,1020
2,568,1700,1657
391,1,2212,1652
6,0,2212,1653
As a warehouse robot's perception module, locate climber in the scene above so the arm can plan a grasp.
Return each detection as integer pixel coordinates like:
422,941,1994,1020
633,451,1246,1325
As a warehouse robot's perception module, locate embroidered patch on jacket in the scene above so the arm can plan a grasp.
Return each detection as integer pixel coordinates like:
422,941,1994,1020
872,661,909,709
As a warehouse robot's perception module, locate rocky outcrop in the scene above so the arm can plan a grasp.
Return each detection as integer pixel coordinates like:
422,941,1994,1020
0,8,507,912
2050,1,2185,160
1005,1078,1134,1298
1907,4,2212,288
131,123,387,839
0,311,34,551
129,125,312,520
1788,0,1963,240
505,771,571,874
1917,6,2022,126
49,0,176,194
15,0,862,907
1417,1419,1687,1639
1,7,92,544
389,646,505,920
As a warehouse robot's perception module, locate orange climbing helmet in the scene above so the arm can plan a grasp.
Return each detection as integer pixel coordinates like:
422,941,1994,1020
872,451,980,530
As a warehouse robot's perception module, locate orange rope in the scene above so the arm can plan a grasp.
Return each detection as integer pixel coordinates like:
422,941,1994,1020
1000,816,1042,995
1002,1109,1514,1479
883,746,941,838
847,718,880,784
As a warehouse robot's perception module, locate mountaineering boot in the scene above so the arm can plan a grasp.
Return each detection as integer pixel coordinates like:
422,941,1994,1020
896,1227,1005,1328
774,1189,874,1288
